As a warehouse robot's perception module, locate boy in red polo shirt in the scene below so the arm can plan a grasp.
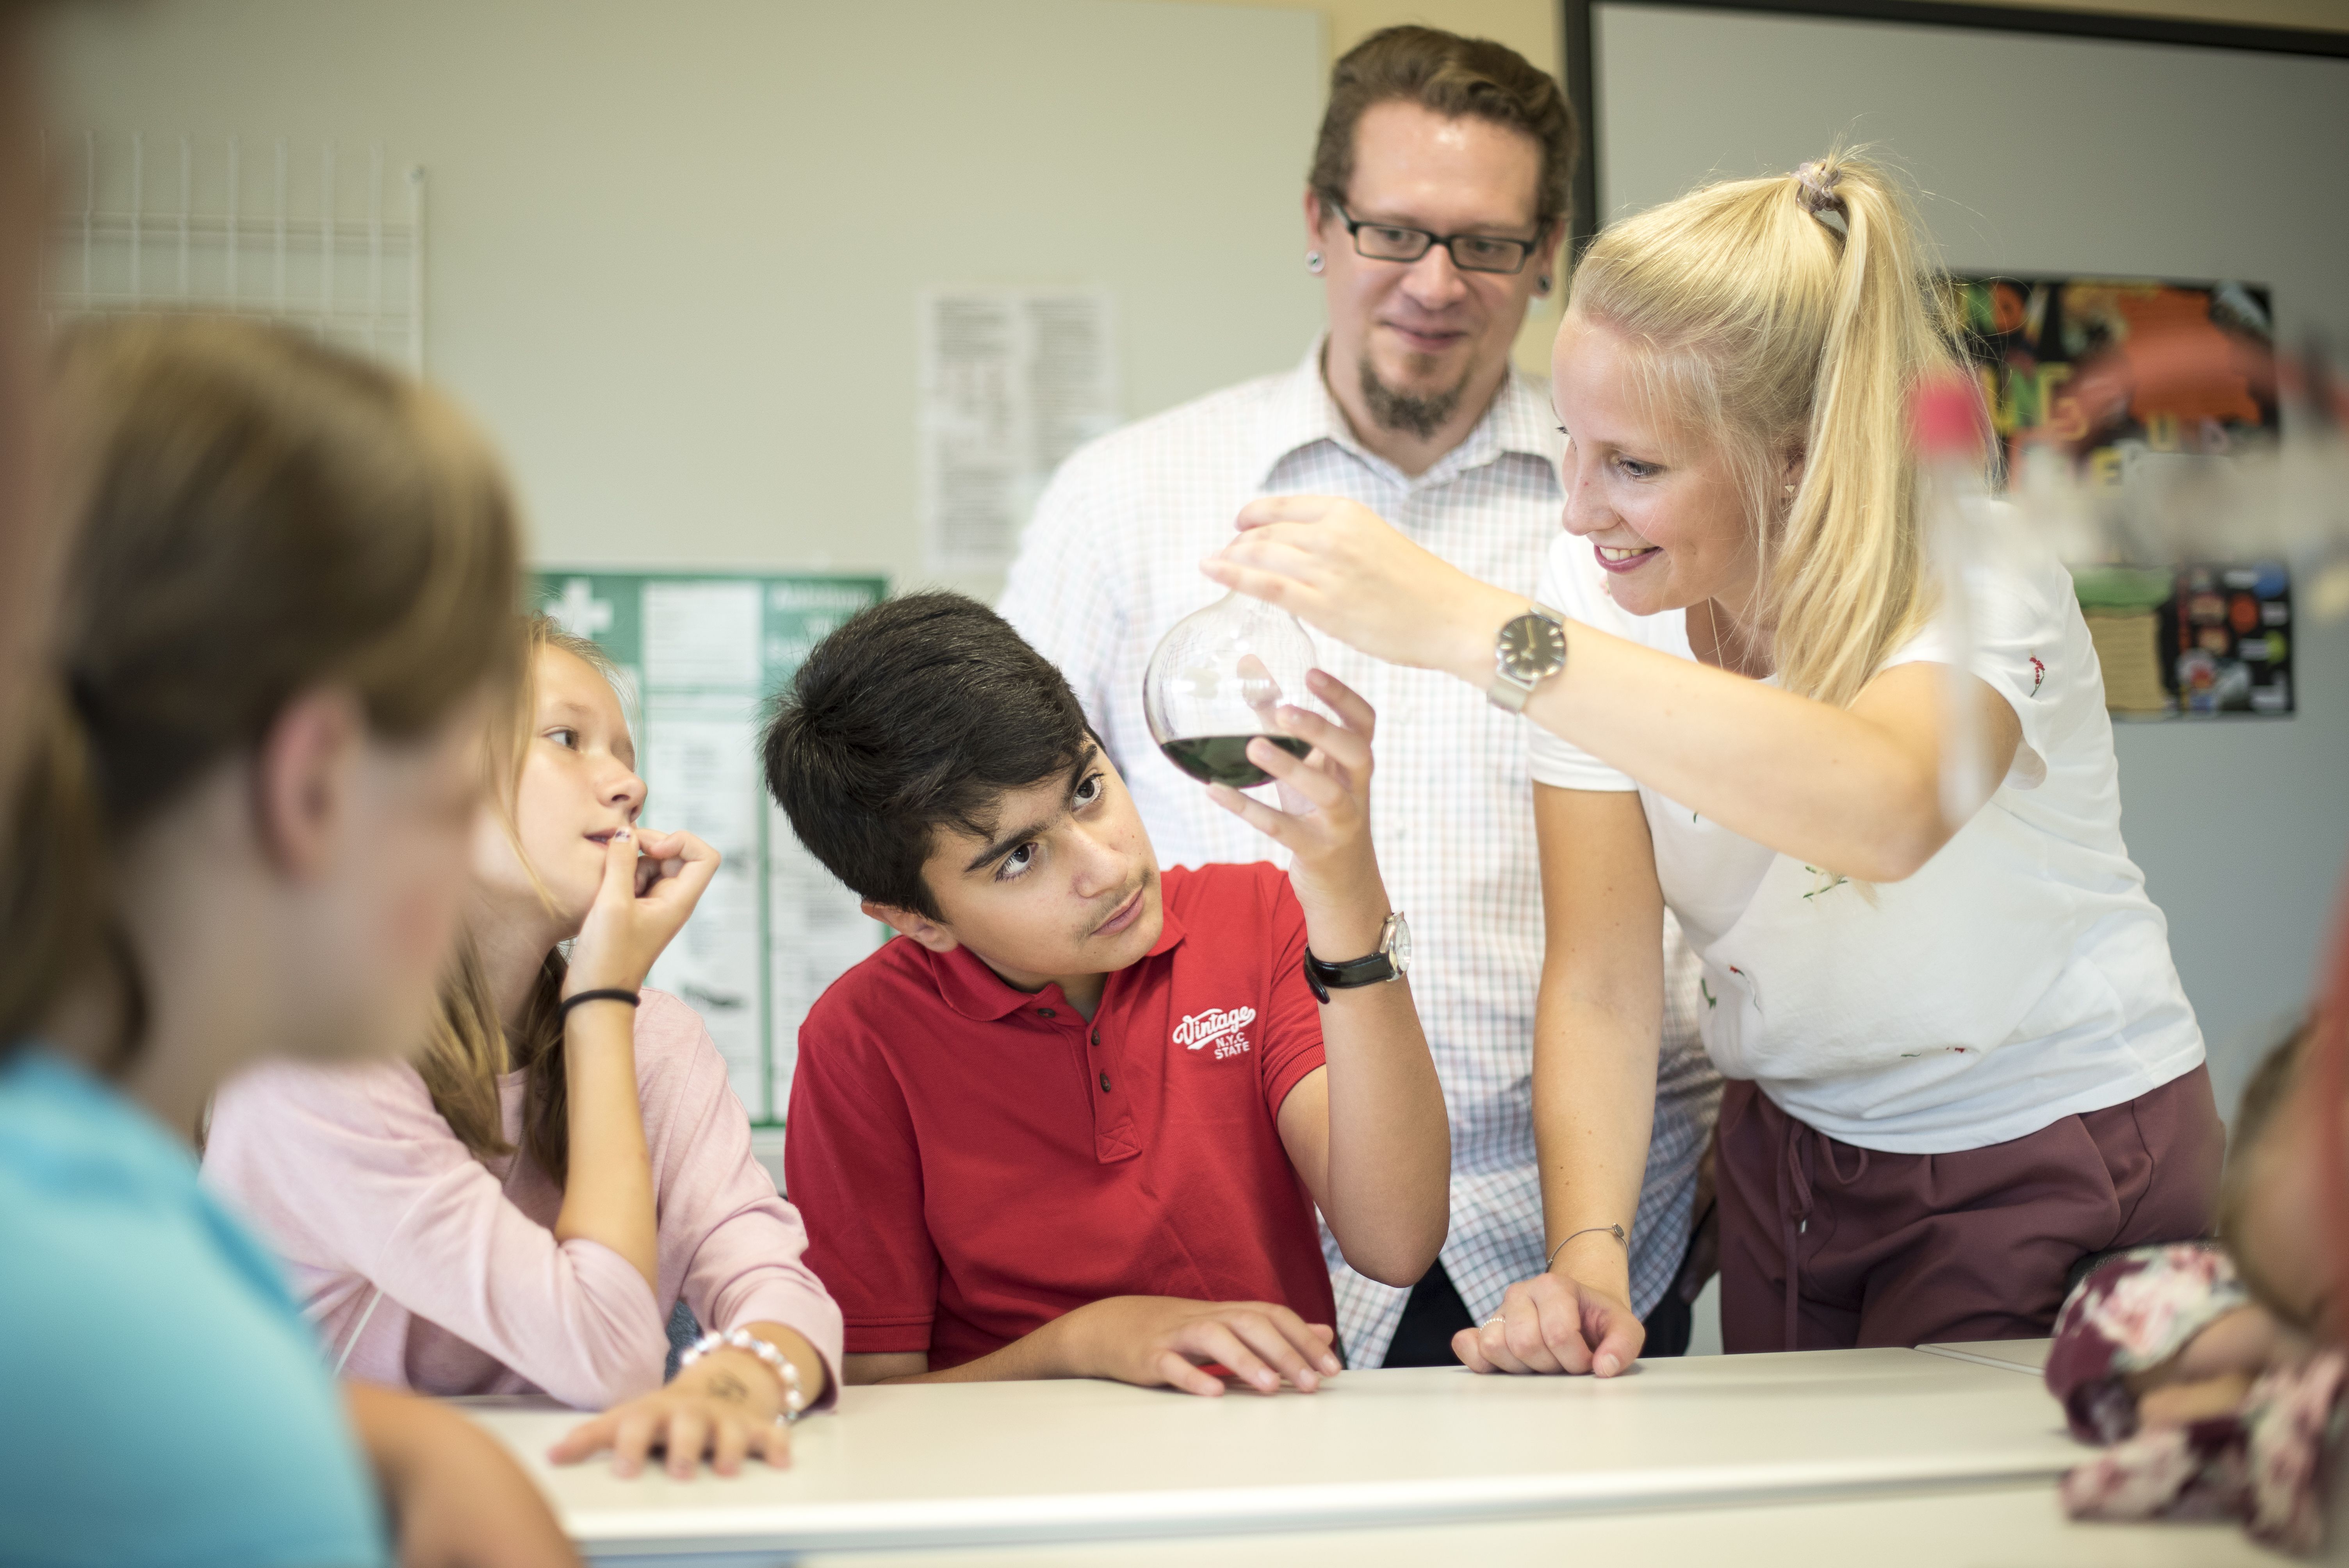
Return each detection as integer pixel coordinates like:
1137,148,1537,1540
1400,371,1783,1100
764,593,1449,1396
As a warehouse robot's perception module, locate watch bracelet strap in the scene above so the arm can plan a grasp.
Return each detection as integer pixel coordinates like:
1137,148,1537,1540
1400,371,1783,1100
1308,949,1398,986
1302,948,1397,1004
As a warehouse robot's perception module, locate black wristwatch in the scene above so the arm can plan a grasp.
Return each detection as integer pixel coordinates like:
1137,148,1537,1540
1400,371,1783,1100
1302,912,1412,1003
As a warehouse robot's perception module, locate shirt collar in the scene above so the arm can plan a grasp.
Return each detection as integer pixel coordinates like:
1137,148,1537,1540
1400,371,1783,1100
1251,334,1563,494
923,884,1190,1023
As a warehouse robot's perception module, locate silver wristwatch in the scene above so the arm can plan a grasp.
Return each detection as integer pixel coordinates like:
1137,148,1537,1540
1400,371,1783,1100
1488,602,1568,713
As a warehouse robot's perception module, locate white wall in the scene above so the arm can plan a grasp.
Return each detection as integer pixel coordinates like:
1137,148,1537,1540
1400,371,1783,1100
42,0,1328,599
1592,4,2349,1121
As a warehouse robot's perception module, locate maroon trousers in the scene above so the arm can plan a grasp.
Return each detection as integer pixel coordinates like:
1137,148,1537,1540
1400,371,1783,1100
1715,1067,2224,1353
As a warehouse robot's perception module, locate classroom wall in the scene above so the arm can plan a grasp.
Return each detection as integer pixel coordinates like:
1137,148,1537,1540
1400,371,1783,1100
42,0,1332,601
53,0,2346,1110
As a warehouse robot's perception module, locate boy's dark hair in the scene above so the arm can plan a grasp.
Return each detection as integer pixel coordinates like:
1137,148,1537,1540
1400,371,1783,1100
762,592,1094,920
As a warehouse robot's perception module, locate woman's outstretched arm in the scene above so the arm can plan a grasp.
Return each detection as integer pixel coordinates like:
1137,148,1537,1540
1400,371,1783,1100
1205,496,2018,882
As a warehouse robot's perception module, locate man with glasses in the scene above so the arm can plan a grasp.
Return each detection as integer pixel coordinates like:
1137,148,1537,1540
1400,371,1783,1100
1001,25,1718,1370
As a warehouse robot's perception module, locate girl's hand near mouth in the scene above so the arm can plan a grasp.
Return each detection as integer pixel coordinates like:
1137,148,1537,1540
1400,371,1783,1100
565,825,720,1000
553,823,719,1296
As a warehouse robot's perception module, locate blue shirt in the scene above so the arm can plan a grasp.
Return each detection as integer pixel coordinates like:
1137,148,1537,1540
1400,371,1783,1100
0,1051,389,1568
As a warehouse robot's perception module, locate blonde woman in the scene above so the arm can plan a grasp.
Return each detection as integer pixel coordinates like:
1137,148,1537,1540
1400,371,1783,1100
1205,153,2221,1368
205,618,842,1477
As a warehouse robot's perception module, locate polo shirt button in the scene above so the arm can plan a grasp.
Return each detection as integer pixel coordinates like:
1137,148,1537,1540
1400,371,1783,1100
1099,1071,1111,1093
1090,1028,1101,1046
1037,1007,1056,1019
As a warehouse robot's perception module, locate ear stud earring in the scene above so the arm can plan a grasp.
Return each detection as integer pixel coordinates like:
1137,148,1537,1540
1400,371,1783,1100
1305,250,1325,274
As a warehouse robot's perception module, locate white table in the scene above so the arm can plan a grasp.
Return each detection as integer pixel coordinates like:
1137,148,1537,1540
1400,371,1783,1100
456,1340,2240,1564
786,1482,2276,1568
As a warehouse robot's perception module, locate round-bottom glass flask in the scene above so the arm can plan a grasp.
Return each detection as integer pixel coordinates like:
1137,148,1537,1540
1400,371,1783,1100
1142,590,1327,788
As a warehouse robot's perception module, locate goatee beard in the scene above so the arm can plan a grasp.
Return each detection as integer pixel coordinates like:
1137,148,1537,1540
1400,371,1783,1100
1359,353,1469,441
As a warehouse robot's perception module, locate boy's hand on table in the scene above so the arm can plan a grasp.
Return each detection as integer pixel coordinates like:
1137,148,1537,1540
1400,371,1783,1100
548,1327,823,1478
1062,1295,1342,1397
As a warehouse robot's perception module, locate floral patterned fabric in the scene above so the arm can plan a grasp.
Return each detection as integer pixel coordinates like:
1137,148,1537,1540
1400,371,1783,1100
2044,1242,2347,1554
2045,1243,2249,1443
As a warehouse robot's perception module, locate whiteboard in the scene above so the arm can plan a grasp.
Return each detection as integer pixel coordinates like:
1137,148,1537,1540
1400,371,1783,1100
1580,2,2349,1115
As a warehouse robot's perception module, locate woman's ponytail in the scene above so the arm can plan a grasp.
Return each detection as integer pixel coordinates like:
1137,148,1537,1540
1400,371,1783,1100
1770,155,1957,706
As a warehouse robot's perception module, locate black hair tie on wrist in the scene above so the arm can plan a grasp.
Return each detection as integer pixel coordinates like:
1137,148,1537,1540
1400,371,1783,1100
559,988,642,1021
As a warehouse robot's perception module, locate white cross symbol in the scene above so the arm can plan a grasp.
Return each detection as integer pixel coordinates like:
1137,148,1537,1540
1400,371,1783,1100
550,577,613,640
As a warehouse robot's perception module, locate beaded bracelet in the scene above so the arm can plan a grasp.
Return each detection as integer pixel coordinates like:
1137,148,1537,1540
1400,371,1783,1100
679,1328,807,1425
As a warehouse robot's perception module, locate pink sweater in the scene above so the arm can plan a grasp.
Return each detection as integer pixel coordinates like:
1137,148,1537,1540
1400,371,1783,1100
202,989,843,1411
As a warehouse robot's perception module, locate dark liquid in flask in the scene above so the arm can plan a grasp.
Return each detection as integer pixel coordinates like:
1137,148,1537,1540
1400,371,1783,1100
1159,734,1311,788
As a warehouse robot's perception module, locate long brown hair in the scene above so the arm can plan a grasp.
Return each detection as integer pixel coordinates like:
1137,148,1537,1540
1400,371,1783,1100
416,617,624,1188
0,316,524,1057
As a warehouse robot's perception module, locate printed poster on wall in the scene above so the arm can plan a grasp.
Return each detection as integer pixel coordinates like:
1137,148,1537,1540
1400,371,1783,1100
917,286,1119,576
538,571,886,1124
1949,274,2290,718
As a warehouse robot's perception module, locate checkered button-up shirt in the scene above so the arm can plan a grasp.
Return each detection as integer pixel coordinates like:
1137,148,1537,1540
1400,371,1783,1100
1000,342,1720,1365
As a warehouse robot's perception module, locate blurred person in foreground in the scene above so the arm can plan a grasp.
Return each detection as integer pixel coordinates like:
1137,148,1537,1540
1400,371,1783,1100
1000,23,1716,1371
2046,1018,2341,1553
0,318,574,1568
0,5,59,799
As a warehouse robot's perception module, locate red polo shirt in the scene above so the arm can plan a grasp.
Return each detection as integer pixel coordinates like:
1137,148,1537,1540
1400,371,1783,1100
784,861,1335,1370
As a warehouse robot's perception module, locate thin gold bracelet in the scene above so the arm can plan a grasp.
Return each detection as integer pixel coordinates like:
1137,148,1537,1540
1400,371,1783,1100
1545,1223,1628,1272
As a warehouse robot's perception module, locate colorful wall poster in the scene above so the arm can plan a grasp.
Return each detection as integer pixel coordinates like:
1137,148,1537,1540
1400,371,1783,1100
1948,274,2290,717
537,571,886,1123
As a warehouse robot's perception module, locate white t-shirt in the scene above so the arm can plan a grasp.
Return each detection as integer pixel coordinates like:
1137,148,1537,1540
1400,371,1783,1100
1527,522,2204,1154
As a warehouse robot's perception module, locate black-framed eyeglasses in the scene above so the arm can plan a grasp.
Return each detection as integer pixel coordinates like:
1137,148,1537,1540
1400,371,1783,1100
1328,200,1543,276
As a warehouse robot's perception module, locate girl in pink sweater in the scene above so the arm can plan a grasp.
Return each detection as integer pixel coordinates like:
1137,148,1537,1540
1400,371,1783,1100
205,618,843,1479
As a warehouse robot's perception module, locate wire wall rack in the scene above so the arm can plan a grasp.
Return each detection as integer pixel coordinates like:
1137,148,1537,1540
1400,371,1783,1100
47,134,427,374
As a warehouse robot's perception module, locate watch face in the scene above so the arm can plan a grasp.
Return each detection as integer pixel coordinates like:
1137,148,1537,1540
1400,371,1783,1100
1381,912,1412,976
1498,614,1567,681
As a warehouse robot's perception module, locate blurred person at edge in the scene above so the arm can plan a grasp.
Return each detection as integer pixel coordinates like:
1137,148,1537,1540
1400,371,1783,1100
0,6,59,800
0,319,575,1568
1000,24,1718,1370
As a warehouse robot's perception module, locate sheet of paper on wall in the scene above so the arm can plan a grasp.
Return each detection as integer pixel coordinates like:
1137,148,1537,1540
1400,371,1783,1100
918,287,1119,576
538,570,887,1124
